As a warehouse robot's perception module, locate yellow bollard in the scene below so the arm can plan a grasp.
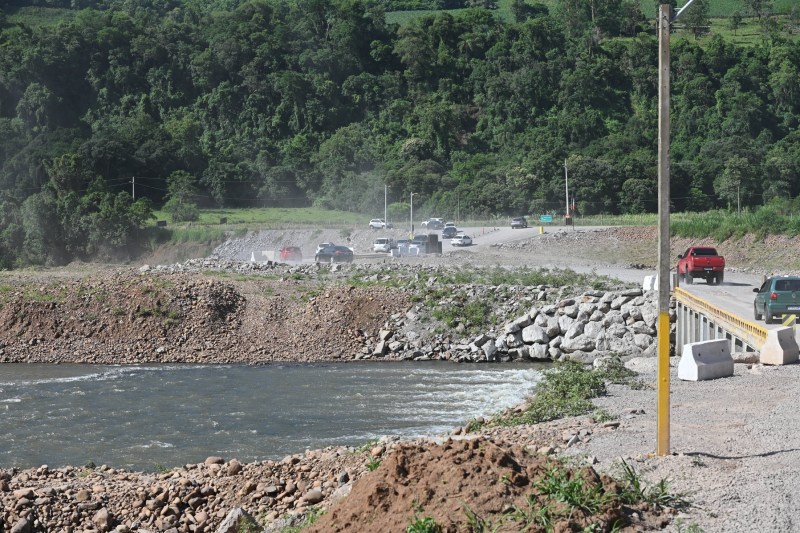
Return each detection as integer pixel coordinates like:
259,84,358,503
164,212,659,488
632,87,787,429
539,226,544,234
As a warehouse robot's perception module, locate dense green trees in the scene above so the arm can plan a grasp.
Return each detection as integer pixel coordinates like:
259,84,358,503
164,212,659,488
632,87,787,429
1,0,800,266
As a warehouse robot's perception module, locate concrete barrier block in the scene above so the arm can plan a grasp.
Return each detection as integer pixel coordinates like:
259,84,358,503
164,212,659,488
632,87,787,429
678,339,734,381
760,327,799,365
642,275,657,291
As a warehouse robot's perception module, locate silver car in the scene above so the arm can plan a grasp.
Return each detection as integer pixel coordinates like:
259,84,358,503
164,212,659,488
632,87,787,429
451,234,472,247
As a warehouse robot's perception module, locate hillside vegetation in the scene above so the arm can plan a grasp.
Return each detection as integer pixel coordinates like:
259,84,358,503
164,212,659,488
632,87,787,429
0,0,799,268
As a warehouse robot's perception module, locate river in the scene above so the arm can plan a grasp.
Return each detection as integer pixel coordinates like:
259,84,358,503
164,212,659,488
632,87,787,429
0,362,545,471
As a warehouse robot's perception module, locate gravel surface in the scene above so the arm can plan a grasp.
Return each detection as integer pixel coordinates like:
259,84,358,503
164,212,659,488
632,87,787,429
562,358,800,533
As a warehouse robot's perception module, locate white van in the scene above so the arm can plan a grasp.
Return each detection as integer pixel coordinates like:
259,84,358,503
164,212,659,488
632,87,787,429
373,238,393,253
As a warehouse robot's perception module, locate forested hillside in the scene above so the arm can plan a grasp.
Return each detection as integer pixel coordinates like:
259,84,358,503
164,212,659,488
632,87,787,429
0,0,799,267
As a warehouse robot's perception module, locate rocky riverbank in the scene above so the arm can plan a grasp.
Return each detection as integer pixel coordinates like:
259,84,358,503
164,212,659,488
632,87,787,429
0,260,659,366
0,390,673,533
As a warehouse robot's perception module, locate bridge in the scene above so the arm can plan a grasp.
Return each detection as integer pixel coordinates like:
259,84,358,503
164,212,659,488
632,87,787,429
673,287,767,353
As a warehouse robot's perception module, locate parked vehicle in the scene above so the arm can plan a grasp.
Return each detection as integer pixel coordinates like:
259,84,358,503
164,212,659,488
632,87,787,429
511,217,528,229
442,226,458,239
369,219,392,229
373,237,394,253
314,245,354,263
452,234,472,247
421,218,445,230
753,275,800,324
677,247,725,285
279,246,302,262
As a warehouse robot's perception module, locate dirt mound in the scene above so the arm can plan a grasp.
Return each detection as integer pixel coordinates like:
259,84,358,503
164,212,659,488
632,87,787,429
0,271,410,364
307,437,671,533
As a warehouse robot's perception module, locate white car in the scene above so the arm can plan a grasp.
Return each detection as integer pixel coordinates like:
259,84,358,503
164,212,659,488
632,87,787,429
373,238,393,253
369,219,392,229
451,234,472,247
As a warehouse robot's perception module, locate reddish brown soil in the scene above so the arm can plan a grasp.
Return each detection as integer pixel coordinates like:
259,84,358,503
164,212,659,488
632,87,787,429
307,437,671,533
0,270,410,364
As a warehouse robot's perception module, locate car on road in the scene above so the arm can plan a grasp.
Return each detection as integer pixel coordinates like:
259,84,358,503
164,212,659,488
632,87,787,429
421,218,445,230
451,234,472,247
279,246,302,262
442,226,458,239
314,245,354,263
677,246,725,285
511,217,528,229
373,237,394,253
369,219,392,229
753,275,800,324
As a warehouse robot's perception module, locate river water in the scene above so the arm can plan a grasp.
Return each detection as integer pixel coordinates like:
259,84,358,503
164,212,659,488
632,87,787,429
0,362,545,471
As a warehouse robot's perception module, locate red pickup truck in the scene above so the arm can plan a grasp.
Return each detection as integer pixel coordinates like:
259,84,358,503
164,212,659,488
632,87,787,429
677,247,725,285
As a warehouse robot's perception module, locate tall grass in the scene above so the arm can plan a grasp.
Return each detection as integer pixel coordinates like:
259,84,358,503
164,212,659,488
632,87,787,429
671,205,800,241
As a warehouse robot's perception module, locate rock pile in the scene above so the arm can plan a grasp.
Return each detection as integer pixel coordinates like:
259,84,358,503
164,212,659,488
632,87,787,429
0,447,371,533
365,287,664,363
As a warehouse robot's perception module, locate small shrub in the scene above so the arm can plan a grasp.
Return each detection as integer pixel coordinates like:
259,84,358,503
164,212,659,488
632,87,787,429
534,465,608,514
617,459,691,511
406,514,442,533
595,356,647,389
592,409,616,423
465,418,485,433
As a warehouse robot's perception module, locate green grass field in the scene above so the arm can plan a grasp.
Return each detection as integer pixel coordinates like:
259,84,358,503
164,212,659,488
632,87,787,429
150,207,365,228
4,6,75,27
387,0,799,27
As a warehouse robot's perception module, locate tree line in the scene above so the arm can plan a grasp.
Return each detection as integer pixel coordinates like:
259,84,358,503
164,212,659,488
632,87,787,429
0,0,798,267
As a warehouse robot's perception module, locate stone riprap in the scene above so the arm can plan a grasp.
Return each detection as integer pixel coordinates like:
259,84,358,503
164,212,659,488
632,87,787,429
141,257,664,364
372,287,663,364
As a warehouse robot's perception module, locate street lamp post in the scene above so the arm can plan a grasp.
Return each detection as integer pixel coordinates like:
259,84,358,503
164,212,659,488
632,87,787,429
410,192,417,236
384,185,388,227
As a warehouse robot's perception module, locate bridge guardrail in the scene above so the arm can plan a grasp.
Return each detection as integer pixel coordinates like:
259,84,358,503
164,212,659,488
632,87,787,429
673,287,768,350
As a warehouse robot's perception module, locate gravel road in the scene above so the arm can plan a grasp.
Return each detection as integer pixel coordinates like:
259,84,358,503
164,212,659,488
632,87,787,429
566,359,800,533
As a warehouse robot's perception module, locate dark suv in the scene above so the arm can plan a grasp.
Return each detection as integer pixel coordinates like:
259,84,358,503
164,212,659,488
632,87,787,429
511,217,528,229
442,226,458,239
314,245,354,263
